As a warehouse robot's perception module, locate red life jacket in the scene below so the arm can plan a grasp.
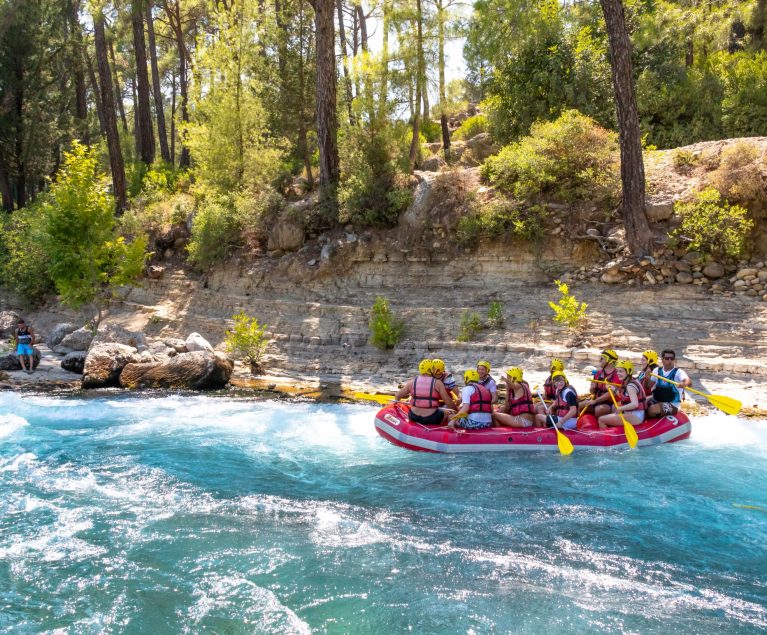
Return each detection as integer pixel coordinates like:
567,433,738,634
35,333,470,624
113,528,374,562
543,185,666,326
619,378,647,412
468,383,493,414
594,367,619,397
411,375,440,408
554,386,578,418
543,376,556,400
508,381,534,416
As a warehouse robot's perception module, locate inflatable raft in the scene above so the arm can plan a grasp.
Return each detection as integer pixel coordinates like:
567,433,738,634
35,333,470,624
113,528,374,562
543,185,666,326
374,403,691,453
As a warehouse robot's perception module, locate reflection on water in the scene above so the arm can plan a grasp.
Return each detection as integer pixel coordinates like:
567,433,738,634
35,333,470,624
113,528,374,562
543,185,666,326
0,393,765,634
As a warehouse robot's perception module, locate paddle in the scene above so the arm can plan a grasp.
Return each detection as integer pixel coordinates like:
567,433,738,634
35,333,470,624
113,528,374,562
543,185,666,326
534,389,574,456
650,373,742,415
606,386,638,449
354,392,397,405
591,378,622,387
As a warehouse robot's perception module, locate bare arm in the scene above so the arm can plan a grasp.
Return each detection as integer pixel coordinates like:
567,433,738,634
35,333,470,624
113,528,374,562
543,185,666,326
437,381,457,411
395,380,413,401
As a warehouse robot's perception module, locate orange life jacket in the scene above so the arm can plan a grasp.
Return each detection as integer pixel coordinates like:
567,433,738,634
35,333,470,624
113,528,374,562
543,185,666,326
411,375,440,409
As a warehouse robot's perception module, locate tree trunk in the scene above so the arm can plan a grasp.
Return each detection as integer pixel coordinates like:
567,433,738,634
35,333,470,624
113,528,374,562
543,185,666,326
356,5,367,51
600,0,653,255
108,38,129,134
146,0,170,162
378,0,389,122
94,11,127,214
68,0,89,143
310,0,339,188
164,1,190,168
170,69,176,164
298,0,313,187
0,168,12,211
437,0,450,159
336,0,356,124
132,0,155,164
408,0,424,170
86,52,106,135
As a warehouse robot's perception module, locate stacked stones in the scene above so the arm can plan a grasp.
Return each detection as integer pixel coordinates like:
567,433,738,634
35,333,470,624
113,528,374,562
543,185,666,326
731,262,767,300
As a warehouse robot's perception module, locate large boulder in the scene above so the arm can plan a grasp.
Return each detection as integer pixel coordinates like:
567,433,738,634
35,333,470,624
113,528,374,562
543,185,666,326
0,347,41,370
465,132,498,162
82,342,141,388
61,351,87,374
645,197,675,222
57,327,94,352
47,322,79,348
398,171,439,236
94,324,146,350
164,338,188,353
420,154,446,172
0,311,21,339
185,332,214,353
267,207,305,252
119,351,233,390
703,262,725,279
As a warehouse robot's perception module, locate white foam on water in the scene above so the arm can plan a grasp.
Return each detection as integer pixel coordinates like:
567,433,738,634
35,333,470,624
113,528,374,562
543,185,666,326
0,413,29,440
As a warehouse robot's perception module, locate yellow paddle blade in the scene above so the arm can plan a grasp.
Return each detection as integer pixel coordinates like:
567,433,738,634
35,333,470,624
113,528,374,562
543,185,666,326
552,426,574,455
354,392,395,405
623,420,638,448
687,388,742,415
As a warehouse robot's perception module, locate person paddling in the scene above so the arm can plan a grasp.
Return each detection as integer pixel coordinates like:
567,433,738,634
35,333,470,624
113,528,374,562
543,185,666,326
449,370,493,430
493,367,535,428
597,360,646,429
646,349,691,417
582,349,619,417
535,372,578,430
396,359,457,425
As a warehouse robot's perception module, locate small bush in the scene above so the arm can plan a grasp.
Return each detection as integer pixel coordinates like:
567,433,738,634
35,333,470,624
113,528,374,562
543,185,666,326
120,192,195,237
487,301,504,328
452,114,489,141
672,150,698,173
457,310,483,342
671,188,753,260
369,296,404,350
481,110,619,206
708,142,766,211
548,279,588,330
455,199,545,247
225,311,269,367
419,119,442,143
187,195,240,269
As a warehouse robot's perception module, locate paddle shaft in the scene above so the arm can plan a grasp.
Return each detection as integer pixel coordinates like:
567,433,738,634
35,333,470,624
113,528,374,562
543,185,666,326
606,385,638,448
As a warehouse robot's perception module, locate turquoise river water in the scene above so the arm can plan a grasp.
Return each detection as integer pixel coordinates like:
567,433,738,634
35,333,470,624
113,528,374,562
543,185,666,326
0,392,766,634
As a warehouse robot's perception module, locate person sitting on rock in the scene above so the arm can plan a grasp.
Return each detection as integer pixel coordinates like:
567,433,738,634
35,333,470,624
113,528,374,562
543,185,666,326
598,359,646,429
535,358,565,415
431,358,458,401
493,367,535,428
535,372,578,430
476,360,498,404
582,349,620,417
14,318,35,374
637,350,659,402
396,359,457,425
449,369,494,430
646,349,692,418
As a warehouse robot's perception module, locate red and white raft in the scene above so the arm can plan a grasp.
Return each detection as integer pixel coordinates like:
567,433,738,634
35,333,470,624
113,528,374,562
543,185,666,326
374,403,691,453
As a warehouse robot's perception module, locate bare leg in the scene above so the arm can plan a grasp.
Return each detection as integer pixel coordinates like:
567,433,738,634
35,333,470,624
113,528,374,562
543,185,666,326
493,412,534,428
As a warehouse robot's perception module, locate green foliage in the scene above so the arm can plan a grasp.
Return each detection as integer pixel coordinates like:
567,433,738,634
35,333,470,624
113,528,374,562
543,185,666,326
0,202,55,306
40,142,148,314
482,110,619,206
368,296,404,350
671,188,753,260
548,279,588,329
339,126,412,228
419,119,442,143
452,115,489,141
487,301,504,328
225,311,269,366
708,142,766,211
672,150,698,172
455,199,545,247
457,310,484,342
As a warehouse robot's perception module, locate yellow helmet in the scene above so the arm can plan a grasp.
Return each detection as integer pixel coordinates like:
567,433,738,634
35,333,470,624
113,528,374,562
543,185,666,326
601,349,618,363
506,367,523,383
551,371,568,383
642,350,658,366
616,359,634,375
464,369,480,383
550,358,565,373
477,360,491,372
431,358,446,373
418,359,433,375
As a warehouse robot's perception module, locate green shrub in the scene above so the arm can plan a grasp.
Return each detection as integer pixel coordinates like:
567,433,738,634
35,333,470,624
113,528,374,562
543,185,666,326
455,199,545,247
369,296,404,350
419,119,442,143
187,195,240,270
671,188,753,260
708,142,766,211
672,150,698,173
0,202,55,306
481,110,619,206
487,301,504,328
452,114,489,140
548,279,588,329
225,311,269,367
457,310,484,342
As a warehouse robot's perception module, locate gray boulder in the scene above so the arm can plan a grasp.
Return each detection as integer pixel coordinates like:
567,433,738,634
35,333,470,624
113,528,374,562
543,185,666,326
58,327,94,352
119,351,233,390
465,132,498,162
48,322,79,348
702,262,725,279
0,347,41,370
163,338,188,353
61,351,87,374
185,332,214,353
645,197,675,223
0,311,21,339
420,154,446,172
94,324,146,350
82,342,141,388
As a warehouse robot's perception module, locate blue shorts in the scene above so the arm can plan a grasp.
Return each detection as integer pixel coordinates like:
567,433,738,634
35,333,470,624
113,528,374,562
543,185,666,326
16,343,33,356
